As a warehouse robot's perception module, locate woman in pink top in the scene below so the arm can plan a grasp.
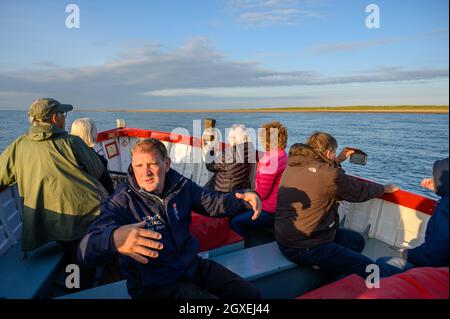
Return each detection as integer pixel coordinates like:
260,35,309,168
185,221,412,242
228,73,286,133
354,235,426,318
230,121,288,243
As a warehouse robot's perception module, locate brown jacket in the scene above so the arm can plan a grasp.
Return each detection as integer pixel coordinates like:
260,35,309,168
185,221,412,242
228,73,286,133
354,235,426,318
275,144,384,249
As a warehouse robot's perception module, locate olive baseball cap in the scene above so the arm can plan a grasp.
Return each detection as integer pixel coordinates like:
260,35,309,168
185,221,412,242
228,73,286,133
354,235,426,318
28,98,73,120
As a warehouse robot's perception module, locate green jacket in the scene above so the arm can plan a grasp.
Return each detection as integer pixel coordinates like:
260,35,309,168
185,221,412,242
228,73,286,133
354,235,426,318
0,124,108,251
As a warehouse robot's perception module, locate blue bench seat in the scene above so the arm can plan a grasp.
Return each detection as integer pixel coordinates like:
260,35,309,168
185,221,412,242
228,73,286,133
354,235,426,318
210,242,323,298
0,242,64,299
58,279,130,299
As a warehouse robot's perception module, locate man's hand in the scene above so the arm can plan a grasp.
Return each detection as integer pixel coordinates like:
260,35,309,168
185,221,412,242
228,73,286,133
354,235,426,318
421,178,435,192
384,184,399,193
335,147,355,165
235,192,262,220
112,221,163,264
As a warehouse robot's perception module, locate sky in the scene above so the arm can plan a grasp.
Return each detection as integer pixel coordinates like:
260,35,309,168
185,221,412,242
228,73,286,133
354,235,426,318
0,0,448,109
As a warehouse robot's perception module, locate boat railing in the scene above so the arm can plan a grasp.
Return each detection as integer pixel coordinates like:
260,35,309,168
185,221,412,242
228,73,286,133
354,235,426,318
0,183,22,256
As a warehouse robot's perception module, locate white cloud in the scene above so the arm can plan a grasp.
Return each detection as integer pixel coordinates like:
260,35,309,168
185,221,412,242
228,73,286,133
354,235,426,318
229,0,299,9
309,29,449,55
228,0,322,27
0,40,447,108
309,38,400,54
145,86,309,98
31,61,60,68
238,9,314,27
419,28,449,37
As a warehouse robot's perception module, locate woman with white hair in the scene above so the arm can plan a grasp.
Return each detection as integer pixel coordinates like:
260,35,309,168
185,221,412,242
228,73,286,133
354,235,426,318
71,118,115,195
205,124,255,193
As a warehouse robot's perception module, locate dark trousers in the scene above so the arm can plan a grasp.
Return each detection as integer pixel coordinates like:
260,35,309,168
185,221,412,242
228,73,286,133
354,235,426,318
230,210,274,236
230,210,275,248
278,228,374,280
58,240,97,290
136,258,261,299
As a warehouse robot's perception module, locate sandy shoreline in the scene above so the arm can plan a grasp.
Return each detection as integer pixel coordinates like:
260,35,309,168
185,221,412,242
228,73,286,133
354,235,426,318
84,108,448,114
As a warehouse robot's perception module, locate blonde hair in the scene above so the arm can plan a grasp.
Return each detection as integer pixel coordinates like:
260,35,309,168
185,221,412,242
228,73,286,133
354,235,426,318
70,118,98,147
259,121,288,151
227,124,249,146
132,138,169,161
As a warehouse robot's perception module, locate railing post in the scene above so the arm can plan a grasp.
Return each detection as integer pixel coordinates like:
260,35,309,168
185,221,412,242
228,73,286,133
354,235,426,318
116,119,126,128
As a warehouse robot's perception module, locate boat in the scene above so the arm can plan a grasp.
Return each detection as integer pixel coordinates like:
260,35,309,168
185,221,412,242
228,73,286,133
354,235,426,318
0,122,447,299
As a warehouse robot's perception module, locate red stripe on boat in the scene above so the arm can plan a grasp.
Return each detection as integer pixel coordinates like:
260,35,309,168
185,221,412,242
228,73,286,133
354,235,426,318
355,176,436,215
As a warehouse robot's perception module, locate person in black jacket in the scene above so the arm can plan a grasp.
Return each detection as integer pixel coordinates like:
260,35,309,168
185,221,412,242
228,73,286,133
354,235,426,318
78,138,262,299
71,118,115,195
205,124,255,193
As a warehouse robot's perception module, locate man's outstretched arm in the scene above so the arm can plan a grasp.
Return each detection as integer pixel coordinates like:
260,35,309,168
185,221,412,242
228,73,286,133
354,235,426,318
190,181,261,219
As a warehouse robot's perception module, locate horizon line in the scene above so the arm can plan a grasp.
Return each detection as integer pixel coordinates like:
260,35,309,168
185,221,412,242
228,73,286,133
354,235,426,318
77,105,450,114
0,105,448,113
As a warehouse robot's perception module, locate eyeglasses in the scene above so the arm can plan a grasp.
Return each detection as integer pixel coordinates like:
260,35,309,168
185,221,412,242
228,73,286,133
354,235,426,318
59,111,68,118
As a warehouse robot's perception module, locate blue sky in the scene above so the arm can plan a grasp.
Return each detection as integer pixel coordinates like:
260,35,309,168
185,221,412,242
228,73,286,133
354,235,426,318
0,0,448,109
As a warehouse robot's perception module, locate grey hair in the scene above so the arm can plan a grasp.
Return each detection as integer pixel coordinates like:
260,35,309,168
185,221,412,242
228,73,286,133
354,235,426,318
70,118,98,147
227,124,249,146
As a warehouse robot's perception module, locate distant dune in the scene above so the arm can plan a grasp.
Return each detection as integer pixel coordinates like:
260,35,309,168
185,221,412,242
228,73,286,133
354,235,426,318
84,105,449,113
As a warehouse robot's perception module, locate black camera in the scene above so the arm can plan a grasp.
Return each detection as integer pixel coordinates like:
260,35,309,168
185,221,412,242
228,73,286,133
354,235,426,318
349,148,368,165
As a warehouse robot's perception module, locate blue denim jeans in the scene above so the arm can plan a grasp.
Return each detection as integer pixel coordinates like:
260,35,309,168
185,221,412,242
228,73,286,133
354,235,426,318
230,210,274,236
376,256,415,277
278,228,375,279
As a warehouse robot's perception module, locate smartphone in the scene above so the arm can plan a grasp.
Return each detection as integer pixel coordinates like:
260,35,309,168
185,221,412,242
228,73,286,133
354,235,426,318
349,149,368,165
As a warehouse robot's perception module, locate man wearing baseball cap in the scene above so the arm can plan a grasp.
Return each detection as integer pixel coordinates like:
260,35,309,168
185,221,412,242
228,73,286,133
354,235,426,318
0,98,108,288
27,97,74,122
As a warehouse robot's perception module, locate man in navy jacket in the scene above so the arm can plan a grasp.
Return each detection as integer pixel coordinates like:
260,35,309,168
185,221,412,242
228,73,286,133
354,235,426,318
78,138,262,299
376,157,449,276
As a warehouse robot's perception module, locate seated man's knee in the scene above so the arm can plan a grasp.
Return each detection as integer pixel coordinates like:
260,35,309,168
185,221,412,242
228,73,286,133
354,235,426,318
336,229,366,252
354,234,365,253
348,231,365,252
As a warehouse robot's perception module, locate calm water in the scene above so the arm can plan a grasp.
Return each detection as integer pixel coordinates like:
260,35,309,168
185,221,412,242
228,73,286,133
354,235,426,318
0,110,448,199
